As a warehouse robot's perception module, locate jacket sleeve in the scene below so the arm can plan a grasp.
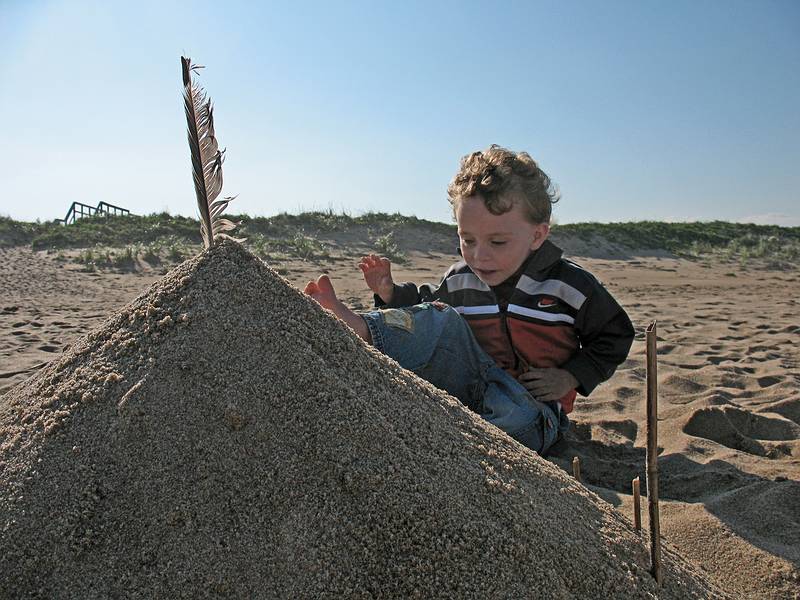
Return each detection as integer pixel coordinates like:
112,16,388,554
562,280,635,397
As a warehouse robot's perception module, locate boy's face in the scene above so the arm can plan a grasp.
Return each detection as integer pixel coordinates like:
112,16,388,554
455,195,549,286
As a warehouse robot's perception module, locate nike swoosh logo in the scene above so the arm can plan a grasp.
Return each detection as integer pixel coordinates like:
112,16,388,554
537,300,557,309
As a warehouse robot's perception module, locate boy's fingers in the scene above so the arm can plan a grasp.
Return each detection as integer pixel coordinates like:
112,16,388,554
526,368,549,377
527,382,551,395
518,368,548,382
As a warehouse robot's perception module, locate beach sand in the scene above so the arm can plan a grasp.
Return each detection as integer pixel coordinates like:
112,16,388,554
1,238,797,598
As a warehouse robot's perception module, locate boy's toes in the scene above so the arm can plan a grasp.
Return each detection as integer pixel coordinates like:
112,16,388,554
316,275,335,295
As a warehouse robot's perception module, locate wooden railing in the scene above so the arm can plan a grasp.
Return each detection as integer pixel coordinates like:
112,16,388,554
59,201,131,225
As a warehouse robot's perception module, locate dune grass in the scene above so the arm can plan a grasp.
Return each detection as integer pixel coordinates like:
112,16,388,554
2,212,798,265
553,221,800,263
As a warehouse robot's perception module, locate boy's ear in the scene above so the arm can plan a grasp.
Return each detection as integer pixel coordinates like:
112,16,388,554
530,223,550,250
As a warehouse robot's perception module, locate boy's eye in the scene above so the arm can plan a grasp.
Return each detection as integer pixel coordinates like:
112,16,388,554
491,240,507,246
461,239,475,246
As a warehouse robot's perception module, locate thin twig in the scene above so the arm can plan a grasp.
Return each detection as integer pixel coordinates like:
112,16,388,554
646,320,662,585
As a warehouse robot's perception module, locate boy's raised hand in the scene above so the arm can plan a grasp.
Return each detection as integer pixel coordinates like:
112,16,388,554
517,368,579,402
358,254,395,304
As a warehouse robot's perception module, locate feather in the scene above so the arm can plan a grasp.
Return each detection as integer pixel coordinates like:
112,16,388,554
181,56,244,248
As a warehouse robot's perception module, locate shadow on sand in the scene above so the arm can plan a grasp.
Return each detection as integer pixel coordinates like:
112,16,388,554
546,422,799,569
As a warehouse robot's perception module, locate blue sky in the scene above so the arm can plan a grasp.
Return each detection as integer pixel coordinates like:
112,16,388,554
1,0,798,225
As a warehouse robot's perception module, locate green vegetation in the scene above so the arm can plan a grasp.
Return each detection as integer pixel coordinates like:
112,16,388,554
551,220,800,258
0,213,200,250
373,232,407,263
248,231,330,261
239,210,455,237
1,210,453,249
70,237,196,271
2,212,798,267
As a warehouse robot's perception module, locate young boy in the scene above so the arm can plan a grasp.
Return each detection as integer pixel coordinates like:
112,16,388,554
304,145,634,455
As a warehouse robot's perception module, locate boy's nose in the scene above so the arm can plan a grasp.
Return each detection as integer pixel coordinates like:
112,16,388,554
472,243,491,263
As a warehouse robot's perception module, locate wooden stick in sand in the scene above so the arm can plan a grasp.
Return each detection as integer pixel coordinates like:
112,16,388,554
572,456,581,482
632,476,641,532
646,321,663,585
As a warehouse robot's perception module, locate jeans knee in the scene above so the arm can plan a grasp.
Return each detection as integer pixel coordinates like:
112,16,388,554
437,304,463,323
436,306,476,340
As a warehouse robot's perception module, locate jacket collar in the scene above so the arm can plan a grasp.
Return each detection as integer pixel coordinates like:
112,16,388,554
524,239,563,274
489,239,563,298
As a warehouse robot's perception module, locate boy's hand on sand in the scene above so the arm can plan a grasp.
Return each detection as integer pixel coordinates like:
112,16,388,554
358,254,394,303
517,368,579,402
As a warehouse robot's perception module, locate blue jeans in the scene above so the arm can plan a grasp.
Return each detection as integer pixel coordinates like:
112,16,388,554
360,303,568,455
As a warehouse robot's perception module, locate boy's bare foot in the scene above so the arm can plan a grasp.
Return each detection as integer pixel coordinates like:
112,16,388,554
303,275,372,343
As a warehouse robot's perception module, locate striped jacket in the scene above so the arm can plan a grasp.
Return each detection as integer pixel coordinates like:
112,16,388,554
377,240,634,413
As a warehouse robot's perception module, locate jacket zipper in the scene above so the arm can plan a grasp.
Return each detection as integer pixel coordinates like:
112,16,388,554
498,303,520,372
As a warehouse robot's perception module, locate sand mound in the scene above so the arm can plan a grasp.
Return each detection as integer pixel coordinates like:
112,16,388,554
0,241,726,599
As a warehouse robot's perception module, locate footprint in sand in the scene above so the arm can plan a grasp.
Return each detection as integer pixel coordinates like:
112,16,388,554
620,357,642,369
628,367,647,381
683,406,800,458
716,374,748,390
765,397,800,425
675,362,706,371
756,375,783,388
596,419,638,443
745,345,770,354
705,355,735,365
661,373,708,394
36,344,60,353
593,398,629,413
701,390,735,405
613,386,640,400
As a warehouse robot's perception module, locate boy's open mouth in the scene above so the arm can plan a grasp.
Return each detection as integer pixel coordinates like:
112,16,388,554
474,268,499,279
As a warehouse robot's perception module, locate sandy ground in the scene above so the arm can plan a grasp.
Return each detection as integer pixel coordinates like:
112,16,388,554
1,242,798,598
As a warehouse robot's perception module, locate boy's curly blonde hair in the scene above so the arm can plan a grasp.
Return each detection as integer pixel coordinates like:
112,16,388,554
447,145,560,224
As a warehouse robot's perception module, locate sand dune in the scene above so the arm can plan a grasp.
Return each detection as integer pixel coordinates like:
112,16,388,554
1,241,797,598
